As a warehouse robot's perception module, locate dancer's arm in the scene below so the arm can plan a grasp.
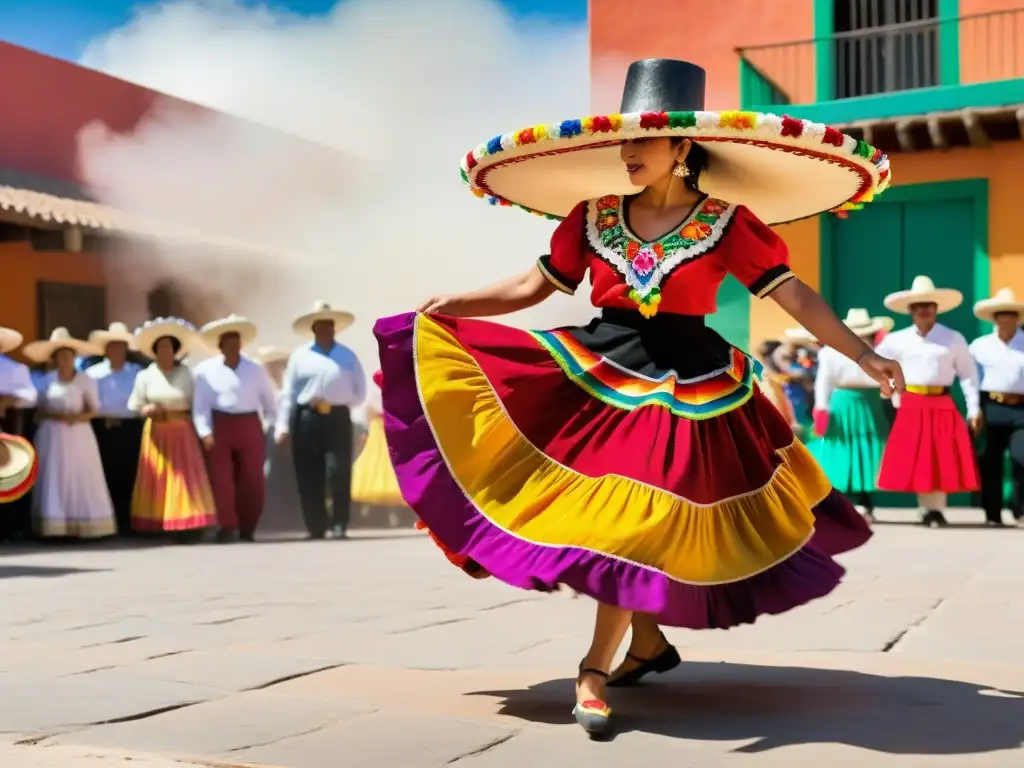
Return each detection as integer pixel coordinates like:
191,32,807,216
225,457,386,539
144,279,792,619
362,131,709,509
417,265,558,318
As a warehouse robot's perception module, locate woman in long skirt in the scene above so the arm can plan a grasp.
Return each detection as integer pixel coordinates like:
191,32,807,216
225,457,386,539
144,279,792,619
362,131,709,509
352,371,406,509
22,328,115,538
128,318,216,537
376,59,903,735
811,309,894,520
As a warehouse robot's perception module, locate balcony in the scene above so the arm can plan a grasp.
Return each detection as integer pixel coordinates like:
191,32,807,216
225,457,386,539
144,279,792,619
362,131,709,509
736,7,1024,148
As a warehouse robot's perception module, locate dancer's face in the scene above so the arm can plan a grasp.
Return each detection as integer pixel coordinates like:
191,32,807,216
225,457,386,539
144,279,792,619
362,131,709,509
994,311,1020,336
620,137,690,188
909,302,938,327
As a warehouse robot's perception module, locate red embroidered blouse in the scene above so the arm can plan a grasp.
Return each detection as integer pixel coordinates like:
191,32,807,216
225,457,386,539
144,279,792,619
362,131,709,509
536,194,795,317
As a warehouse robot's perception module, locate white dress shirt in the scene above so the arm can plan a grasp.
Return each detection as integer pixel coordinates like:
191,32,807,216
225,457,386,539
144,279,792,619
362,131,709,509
875,323,980,418
86,360,143,418
969,330,1024,395
0,354,38,408
813,346,879,412
192,355,278,440
128,364,195,413
275,342,367,437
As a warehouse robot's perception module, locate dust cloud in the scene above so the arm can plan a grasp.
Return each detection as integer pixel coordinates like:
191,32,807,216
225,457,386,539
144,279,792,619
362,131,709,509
76,0,596,371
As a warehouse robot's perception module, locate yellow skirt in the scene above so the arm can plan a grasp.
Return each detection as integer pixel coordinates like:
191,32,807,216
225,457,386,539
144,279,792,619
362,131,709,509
131,417,217,531
352,416,406,506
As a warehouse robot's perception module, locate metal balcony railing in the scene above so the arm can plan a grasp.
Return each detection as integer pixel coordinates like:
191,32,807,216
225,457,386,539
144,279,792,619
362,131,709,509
737,7,1024,106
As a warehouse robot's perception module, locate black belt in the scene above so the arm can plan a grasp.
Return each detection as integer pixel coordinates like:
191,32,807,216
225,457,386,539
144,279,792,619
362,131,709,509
94,416,141,428
298,403,350,416
213,410,259,418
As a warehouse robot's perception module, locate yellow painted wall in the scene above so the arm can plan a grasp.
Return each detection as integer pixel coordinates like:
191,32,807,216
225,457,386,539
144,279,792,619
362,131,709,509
749,141,1024,350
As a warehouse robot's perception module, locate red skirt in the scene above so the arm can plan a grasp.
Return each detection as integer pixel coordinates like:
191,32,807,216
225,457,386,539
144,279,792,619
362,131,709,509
877,393,979,493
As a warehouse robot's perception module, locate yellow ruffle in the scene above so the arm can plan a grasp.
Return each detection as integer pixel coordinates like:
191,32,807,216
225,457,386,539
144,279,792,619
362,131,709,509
414,314,833,586
352,417,406,506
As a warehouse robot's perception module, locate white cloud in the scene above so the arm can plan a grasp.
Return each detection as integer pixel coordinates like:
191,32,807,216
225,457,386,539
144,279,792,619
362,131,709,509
77,0,593,370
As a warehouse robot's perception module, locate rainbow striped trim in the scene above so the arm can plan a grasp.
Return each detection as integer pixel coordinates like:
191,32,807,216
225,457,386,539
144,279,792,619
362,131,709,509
531,329,764,420
460,110,891,220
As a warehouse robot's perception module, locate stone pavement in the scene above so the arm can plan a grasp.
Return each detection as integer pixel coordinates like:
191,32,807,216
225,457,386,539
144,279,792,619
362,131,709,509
0,508,1022,767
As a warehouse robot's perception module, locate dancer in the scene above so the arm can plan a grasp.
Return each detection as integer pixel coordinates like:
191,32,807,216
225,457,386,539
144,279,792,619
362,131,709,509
876,276,981,527
969,288,1024,526
23,328,115,539
193,315,277,542
276,301,366,540
811,308,894,520
374,59,899,735
128,318,217,538
86,322,144,536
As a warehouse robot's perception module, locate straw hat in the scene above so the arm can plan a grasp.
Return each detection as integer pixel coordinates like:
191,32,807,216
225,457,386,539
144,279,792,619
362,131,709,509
22,327,102,363
134,317,198,359
0,327,23,355
292,301,355,336
462,59,891,225
88,322,137,349
251,346,291,365
0,433,37,503
883,275,963,315
842,307,894,337
200,314,258,348
783,326,818,344
973,288,1024,323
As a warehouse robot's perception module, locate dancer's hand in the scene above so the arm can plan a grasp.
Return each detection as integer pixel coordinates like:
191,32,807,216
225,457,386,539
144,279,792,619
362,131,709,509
202,435,215,451
417,294,462,315
274,431,289,447
969,412,984,436
858,351,905,397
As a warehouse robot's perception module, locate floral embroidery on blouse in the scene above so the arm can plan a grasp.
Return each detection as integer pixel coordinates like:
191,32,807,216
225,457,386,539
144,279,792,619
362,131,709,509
586,195,737,318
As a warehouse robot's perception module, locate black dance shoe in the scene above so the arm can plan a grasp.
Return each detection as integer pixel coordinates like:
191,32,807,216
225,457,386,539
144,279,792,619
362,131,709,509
607,635,681,687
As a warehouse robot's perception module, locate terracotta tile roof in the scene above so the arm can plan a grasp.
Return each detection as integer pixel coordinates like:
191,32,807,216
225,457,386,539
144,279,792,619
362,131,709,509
0,168,283,257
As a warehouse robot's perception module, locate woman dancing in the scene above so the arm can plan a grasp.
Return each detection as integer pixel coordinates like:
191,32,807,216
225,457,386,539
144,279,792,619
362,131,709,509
375,59,903,736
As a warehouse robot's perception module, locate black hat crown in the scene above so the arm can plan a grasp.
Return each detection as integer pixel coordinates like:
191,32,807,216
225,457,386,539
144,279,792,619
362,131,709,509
619,59,707,114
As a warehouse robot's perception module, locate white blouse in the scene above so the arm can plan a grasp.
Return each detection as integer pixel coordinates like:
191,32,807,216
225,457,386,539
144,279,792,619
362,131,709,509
813,346,879,412
38,372,99,415
969,330,1024,395
128,363,195,413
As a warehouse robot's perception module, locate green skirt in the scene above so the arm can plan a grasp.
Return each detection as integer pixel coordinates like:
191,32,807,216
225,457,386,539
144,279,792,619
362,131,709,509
810,388,889,494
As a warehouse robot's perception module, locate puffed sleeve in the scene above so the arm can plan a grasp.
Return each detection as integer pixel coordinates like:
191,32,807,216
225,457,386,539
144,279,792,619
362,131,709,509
536,201,589,295
722,205,797,299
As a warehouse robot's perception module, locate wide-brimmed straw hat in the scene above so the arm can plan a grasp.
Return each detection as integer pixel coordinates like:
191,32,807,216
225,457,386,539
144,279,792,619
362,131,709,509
292,301,355,336
843,308,894,337
783,326,818,345
134,317,198,359
0,327,23,355
200,315,258,348
973,288,1024,323
251,346,291,365
88,322,137,349
883,275,963,315
0,433,37,503
461,59,891,225
22,327,102,363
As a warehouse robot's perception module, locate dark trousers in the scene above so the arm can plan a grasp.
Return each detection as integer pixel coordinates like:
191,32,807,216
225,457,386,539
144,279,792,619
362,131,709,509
1,407,37,542
292,405,352,537
979,398,1024,522
91,417,144,536
208,412,266,534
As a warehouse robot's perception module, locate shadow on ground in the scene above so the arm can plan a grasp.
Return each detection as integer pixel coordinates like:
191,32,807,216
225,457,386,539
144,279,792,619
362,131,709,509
0,564,109,579
470,661,1024,754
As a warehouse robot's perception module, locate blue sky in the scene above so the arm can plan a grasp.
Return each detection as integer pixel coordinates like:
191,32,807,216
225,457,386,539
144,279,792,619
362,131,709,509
0,0,587,63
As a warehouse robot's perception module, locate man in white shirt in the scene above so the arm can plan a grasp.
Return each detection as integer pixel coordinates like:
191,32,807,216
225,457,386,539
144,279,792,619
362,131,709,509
275,302,366,540
0,325,39,542
194,316,278,543
875,276,981,527
86,323,144,536
969,288,1024,527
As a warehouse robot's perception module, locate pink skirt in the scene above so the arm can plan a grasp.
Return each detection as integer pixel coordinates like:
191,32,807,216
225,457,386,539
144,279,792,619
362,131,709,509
877,393,980,493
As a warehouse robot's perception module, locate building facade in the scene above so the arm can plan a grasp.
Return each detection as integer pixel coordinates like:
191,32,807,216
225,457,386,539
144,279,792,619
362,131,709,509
590,0,1024,352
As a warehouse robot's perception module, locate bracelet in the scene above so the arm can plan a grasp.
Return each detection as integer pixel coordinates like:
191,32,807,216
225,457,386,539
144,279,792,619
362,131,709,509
854,348,872,365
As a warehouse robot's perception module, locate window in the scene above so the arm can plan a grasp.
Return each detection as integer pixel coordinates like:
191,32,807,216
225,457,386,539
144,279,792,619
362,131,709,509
37,282,106,340
833,0,940,99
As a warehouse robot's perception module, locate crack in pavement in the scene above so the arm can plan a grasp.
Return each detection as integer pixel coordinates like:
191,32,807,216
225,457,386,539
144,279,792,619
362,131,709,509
387,617,471,635
197,616,252,626
80,635,145,649
224,707,380,754
246,663,347,691
89,701,203,726
882,597,948,653
445,731,519,764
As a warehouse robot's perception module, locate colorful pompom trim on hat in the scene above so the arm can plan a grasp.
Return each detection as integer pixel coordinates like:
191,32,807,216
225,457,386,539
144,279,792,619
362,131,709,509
460,110,891,222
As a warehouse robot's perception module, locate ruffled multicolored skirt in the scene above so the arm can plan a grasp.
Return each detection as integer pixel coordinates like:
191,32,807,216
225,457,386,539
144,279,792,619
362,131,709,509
374,308,871,629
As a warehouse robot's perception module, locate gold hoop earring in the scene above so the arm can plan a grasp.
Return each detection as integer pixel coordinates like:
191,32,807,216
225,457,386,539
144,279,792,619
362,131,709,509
672,161,690,178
